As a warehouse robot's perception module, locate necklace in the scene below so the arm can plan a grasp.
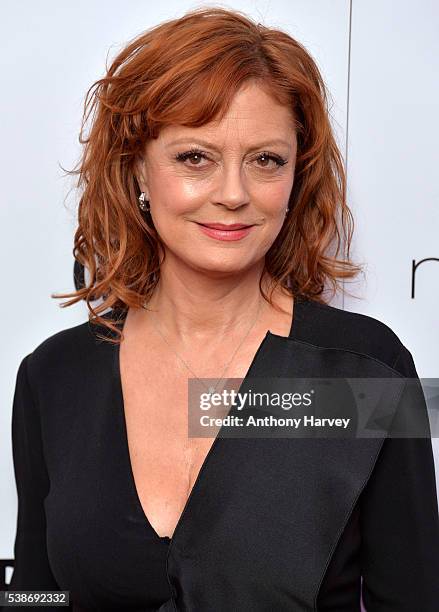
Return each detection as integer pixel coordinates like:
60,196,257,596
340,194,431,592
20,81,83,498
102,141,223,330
142,297,262,397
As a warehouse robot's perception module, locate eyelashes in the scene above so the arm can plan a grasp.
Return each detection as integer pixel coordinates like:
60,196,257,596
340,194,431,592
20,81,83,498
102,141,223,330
174,148,288,170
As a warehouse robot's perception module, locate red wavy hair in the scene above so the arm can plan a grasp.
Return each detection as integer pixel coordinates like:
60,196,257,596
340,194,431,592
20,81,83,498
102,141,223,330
53,6,363,343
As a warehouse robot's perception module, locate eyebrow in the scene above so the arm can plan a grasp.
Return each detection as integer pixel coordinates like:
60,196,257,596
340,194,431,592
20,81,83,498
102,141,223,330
165,137,292,152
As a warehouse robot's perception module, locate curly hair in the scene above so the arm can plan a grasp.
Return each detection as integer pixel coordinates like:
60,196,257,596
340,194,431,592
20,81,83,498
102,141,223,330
53,6,363,344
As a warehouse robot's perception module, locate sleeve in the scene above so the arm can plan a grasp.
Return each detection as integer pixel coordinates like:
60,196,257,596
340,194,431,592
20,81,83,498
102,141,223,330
1,354,64,607
360,344,439,611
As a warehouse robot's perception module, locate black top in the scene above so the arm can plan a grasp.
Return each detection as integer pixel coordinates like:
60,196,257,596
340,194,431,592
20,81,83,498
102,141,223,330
3,296,439,611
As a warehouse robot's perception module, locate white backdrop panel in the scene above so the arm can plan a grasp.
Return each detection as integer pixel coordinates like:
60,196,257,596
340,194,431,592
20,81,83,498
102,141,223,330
345,0,439,492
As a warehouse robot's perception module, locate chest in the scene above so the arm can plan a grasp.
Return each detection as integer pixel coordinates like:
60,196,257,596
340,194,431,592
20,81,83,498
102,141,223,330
118,340,258,539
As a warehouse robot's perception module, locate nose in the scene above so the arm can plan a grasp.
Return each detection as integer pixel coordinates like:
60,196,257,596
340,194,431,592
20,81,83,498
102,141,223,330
211,164,250,210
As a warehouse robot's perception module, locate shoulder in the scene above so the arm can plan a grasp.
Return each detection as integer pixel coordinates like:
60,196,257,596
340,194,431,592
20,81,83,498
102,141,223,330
25,310,122,386
293,297,416,377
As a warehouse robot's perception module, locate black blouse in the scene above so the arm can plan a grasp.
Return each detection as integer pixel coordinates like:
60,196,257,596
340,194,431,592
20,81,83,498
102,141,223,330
3,296,439,611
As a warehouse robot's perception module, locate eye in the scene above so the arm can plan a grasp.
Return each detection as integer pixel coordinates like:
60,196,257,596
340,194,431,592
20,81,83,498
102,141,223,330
254,152,288,169
175,148,210,167
174,148,288,170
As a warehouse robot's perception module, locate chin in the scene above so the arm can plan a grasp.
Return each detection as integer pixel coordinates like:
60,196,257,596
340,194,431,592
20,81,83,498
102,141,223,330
190,258,252,276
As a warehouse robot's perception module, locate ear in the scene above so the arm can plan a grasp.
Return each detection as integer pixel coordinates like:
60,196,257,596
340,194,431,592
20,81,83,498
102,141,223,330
133,154,149,196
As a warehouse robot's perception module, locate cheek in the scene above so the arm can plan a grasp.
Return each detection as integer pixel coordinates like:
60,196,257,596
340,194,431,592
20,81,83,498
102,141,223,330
258,180,292,217
150,168,209,215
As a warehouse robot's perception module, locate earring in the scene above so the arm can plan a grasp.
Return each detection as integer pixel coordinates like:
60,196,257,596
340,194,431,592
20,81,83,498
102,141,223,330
285,207,289,215
138,192,150,212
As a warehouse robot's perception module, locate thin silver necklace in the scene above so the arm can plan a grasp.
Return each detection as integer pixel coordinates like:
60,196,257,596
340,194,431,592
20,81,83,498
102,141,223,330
142,298,262,396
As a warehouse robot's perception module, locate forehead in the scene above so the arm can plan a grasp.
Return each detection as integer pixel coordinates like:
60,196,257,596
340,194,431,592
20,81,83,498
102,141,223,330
157,82,296,150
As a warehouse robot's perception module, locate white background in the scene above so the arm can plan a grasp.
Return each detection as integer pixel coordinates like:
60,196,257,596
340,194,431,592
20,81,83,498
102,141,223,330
1,0,438,596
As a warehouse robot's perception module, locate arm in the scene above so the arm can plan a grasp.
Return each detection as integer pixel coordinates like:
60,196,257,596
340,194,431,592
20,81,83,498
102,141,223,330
1,354,65,609
360,345,439,610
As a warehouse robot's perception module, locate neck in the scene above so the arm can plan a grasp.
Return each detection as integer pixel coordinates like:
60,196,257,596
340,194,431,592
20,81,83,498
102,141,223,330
139,257,287,343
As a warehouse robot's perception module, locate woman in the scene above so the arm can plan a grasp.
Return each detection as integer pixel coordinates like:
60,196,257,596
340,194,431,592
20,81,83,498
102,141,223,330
4,7,439,612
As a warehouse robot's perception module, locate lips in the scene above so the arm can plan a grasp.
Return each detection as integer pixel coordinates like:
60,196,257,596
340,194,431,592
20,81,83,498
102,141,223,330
197,222,253,230
196,222,255,242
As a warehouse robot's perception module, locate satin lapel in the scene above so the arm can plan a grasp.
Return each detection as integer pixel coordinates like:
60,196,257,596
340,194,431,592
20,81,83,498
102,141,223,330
167,333,405,611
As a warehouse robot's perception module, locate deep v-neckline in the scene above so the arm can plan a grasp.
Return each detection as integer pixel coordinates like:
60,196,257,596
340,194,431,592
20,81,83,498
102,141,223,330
112,298,301,546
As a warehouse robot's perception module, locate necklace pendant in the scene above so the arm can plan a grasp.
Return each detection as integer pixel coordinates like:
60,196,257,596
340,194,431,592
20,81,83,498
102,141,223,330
207,386,216,395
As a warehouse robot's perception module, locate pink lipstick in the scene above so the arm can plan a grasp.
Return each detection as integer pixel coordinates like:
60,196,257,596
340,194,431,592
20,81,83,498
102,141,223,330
196,222,255,242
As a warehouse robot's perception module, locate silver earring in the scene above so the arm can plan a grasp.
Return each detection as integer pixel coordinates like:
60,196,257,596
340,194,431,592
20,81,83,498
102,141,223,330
138,192,150,212
285,207,289,215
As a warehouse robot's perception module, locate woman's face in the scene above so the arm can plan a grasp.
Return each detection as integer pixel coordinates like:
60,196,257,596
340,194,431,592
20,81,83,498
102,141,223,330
135,80,297,276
